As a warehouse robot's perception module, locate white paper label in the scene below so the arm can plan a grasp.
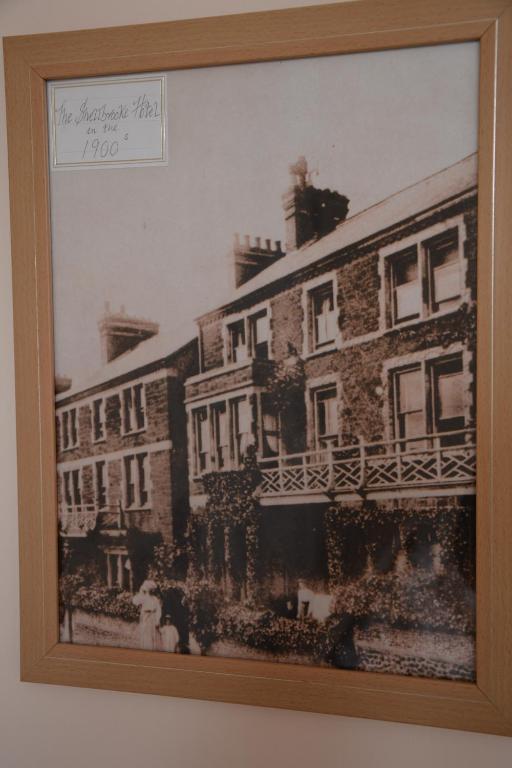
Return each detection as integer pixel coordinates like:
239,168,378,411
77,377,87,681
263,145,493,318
49,75,167,170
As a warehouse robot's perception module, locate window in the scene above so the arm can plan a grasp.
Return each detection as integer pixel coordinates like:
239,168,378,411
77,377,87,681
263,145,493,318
261,394,279,457
311,283,337,349
123,453,149,508
386,227,462,327
391,248,421,324
227,320,247,363
193,408,210,474
314,387,339,449
212,402,229,469
122,383,146,433
95,460,108,509
61,408,78,450
106,549,133,590
63,468,82,507
224,307,271,364
393,354,466,448
231,398,252,465
248,310,269,359
430,356,465,445
92,398,105,442
394,367,426,443
426,230,461,312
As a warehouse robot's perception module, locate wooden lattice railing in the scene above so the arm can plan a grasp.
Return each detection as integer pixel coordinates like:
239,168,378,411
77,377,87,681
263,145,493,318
258,429,476,498
58,503,150,537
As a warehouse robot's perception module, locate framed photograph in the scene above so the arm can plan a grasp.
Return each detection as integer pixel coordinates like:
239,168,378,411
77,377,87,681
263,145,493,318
4,0,512,735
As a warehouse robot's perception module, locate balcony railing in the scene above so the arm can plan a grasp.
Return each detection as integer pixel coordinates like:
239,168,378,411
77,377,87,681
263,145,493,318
58,503,150,537
258,429,476,499
59,504,100,537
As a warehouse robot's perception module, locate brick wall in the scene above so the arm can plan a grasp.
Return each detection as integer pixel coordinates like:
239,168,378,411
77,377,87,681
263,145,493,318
57,375,173,465
337,251,381,340
200,318,224,371
269,286,303,360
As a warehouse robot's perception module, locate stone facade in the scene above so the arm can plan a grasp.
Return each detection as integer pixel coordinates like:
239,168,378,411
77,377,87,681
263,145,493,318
57,332,198,590
184,155,477,637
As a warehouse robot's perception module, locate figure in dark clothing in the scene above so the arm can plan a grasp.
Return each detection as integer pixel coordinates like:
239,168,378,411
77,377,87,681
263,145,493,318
326,613,359,669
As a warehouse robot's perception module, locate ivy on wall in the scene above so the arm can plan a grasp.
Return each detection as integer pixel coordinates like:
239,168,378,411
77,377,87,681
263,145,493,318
264,352,305,415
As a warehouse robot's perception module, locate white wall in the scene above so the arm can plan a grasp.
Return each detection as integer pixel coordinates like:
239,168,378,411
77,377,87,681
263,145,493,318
1,1,511,766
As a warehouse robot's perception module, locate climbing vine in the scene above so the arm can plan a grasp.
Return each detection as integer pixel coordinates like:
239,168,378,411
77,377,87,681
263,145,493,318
201,451,262,526
264,352,305,415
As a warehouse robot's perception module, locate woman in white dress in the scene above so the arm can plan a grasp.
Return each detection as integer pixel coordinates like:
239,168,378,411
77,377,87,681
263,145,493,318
132,579,162,650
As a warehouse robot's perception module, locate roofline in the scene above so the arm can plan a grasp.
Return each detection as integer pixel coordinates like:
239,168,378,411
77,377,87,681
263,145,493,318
56,336,197,406
196,154,478,323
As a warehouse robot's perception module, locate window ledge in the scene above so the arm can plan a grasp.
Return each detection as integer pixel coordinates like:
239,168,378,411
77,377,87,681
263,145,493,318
303,343,340,360
121,427,147,437
388,301,466,333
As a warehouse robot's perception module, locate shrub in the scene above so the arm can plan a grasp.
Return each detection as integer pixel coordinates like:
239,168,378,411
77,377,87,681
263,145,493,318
332,570,475,634
70,585,139,623
220,605,329,660
185,579,225,654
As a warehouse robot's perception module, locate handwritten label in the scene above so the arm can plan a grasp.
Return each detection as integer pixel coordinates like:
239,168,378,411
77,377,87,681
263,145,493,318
49,75,167,169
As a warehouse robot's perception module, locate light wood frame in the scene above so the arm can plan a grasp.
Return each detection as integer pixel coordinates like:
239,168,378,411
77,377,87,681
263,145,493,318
4,0,512,735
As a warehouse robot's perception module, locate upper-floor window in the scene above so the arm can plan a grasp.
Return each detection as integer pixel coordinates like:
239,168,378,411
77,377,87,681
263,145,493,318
95,460,108,509
62,468,82,507
431,356,465,443
248,311,269,360
193,407,210,474
212,402,229,470
388,228,461,327
313,386,339,450
261,394,279,457
92,398,105,443
394,367,425,442
231,397,252,466
123,453,149,508
427,231,461,313
225,308,270,364
61,408,78,450
227,319,247,363
191,396,252,475
393,353,465,449
122,383,146,434
311,283,337,349
391,248,421,324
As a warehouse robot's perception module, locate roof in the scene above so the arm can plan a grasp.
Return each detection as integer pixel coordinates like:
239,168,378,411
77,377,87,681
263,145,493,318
56,154,477,402
56,318,196,404
200,153,478,319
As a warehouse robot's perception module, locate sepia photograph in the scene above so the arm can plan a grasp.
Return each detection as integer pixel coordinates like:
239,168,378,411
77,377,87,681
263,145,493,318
52,42,478,682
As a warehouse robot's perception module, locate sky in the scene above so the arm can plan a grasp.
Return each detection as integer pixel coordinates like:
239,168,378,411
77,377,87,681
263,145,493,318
49,42,479,383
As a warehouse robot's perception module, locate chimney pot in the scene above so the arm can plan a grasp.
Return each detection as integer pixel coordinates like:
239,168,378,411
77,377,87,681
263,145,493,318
255,237,261,249
244,235,251,249
99,308,159,364
283,158,349,250
265,238,271,251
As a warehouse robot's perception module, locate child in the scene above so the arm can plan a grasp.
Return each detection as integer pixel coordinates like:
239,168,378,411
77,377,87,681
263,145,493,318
160,614,180,653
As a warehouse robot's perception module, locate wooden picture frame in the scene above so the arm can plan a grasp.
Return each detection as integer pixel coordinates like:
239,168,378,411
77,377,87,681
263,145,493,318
4,0,512,735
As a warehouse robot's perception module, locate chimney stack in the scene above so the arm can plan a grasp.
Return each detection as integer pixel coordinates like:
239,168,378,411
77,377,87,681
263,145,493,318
233,234,285,288
98,304,159,364
282,156,350,251
55,375,72,394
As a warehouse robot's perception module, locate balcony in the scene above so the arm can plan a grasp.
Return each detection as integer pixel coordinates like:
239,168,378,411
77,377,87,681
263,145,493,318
185,357,276,401
258,429,476,502
58,503,150,537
